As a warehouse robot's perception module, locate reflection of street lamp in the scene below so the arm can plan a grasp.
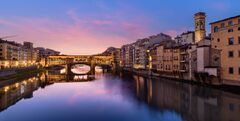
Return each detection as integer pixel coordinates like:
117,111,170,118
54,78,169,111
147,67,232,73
149,56,152,69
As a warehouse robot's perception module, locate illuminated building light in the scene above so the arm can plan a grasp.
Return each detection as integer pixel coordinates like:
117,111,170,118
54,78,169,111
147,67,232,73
4,86,10,92
22,81,27,85
15,83,19,88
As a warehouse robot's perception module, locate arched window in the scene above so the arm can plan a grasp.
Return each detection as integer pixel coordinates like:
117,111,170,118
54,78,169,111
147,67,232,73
214,26,219,32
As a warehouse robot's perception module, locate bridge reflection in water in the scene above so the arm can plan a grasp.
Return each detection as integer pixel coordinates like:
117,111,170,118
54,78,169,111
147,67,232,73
45,64,107,82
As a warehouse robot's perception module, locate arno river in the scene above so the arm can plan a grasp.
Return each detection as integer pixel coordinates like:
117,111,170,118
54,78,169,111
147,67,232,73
0,71,240,121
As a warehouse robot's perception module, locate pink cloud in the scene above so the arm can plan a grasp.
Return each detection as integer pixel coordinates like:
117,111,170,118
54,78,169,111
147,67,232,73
121,22,146,37
0,9,175,55
0,15,127,55
92,20,113,26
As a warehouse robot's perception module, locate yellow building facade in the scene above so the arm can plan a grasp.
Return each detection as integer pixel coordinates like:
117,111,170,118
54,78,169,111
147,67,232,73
211,15,240,83
155,45,181,73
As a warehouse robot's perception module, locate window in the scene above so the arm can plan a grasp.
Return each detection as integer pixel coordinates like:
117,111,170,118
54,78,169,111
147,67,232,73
239,37,240,44
228,21,233,26
229,103,235,111
221,23,225,28
228,29,234,32
238,27,240,31
239,67,240,75
214,26,219,32
229,51,234,58
239,50,240,57
217,38,220,42
228,38,234,45
229,67,234,74
238,19,240,24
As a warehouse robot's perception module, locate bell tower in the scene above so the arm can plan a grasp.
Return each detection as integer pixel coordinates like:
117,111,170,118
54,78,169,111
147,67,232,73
194,12,206,43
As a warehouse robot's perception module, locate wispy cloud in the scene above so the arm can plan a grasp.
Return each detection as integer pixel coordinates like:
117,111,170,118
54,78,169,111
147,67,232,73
0,8,155,54
0,5,185,55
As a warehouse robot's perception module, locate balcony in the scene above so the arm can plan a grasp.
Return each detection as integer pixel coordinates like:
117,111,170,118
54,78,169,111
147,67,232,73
180,69,188,73
180,65,188,73
180,50,187,55
180,59,188,63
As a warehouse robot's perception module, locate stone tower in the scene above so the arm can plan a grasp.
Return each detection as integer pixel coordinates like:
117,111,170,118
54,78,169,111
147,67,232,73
194,12,206,43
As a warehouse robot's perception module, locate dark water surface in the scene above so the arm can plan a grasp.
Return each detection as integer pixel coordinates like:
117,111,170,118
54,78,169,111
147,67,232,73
0,72,240,121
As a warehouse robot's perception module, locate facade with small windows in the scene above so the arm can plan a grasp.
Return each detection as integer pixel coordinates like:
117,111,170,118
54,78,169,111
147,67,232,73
120,44,134,68
0,39,39,69
210,15,240,84
150,44,189,78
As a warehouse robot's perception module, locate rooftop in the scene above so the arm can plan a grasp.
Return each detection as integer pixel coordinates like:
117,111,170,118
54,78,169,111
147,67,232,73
210,15,240,25
195,12,206,16
0,39,22,46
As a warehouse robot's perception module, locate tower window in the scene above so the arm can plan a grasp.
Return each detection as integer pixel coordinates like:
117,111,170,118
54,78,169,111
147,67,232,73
229,103,235,111
217,38,220,42
238,37,240,44
239,67,240,75
221,23,225,28
214,26,219,32
238,27,240,31
228,37,234,45
228,29,234,32
229,67,234,74
228,21,233,26
228,51,234,58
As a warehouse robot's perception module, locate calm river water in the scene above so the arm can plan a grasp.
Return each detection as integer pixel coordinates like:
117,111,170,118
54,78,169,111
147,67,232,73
0,72,239,121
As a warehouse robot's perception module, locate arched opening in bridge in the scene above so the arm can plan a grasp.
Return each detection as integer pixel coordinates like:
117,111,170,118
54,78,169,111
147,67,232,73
71,64,91,74
95,66,103,73
47,65,67,74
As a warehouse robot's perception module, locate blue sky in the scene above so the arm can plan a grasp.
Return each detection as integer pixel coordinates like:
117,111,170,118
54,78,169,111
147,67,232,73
0,0,239,54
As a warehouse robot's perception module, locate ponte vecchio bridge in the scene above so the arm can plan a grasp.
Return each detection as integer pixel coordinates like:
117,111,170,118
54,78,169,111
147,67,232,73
41,55,115,75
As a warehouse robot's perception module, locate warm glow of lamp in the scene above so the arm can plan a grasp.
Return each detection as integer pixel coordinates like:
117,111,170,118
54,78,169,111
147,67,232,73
15,83,19,88
4,86,9,92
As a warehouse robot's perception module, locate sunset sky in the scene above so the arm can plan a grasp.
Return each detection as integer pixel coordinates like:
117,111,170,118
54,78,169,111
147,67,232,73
0,0,240,55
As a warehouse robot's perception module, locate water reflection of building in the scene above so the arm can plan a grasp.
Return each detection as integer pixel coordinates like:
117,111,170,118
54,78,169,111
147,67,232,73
220,93,240,121
0,76,47,111
0,71,99,112
133,75,240,121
